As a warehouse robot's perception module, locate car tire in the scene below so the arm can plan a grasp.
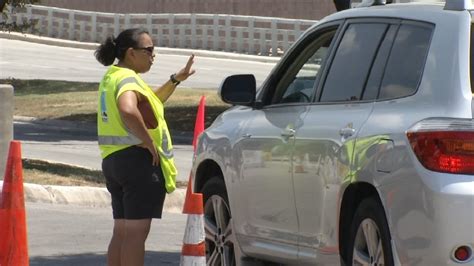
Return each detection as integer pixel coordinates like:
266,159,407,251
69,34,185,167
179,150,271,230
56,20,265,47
202,177,237,266
346,197,394,266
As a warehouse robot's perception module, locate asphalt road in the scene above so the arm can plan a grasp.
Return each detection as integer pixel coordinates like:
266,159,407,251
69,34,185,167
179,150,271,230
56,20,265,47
0,38,276,89
27,202,186,266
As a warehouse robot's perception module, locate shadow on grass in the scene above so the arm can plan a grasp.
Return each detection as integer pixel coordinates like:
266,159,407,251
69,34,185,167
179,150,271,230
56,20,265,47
55,105,229,133
14,120,97,142
30,251,180,265
1,78,99,96
23,159,105,184
57,113,97,123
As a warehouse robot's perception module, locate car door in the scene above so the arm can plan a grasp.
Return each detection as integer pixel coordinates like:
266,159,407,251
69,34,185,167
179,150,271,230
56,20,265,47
232,24,340,261
293,20,397,263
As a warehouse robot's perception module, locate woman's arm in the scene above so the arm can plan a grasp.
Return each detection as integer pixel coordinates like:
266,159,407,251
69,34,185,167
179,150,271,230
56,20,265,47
117,90,159,165
154,54,196,102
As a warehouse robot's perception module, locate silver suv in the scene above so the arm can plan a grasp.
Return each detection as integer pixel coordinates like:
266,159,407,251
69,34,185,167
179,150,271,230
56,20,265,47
191,1,474,265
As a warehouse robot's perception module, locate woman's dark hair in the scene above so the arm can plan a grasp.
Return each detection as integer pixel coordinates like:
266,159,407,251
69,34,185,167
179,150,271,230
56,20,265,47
94,28,149,66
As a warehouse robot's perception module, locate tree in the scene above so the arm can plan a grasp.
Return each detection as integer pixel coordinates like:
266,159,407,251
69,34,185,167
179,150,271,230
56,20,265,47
1,0,40,32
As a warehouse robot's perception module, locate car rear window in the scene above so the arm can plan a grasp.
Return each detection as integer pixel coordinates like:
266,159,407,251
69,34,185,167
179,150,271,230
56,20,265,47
321,23,388,102
378,23,433,100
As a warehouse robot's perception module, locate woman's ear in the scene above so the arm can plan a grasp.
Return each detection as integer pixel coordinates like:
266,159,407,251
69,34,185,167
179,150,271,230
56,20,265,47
124,47,135,60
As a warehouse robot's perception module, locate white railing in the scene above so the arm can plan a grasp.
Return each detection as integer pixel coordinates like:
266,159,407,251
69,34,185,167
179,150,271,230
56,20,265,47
5,5,317,56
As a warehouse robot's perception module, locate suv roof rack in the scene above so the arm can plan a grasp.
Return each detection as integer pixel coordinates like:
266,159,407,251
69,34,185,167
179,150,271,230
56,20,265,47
355,0,473,11
356,0,389,8
444,0,473,11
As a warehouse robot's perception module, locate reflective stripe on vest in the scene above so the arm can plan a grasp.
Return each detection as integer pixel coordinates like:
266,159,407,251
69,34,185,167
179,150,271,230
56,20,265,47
99,76,175,160
98,76,143,146
98,134,142,145
115,77,139,99
99,77,138,124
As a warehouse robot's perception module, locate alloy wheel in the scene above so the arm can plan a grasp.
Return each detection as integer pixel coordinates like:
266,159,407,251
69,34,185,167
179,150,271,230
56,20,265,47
204,194,236,266
352,218,385,266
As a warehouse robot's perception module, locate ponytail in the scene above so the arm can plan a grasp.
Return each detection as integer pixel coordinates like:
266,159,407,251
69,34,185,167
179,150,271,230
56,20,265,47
94,36,117,66
94,28,149,66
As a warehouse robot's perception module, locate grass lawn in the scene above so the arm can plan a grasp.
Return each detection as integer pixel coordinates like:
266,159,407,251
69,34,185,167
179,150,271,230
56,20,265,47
3,78,230,131
3,78,230,186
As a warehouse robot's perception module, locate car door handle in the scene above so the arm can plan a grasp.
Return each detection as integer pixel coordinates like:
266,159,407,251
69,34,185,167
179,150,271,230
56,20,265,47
339,127,356,138
281,128,296,138
242,133,252,139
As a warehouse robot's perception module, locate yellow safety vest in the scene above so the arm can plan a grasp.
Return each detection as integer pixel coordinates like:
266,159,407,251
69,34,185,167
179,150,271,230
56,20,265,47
97,65,177,193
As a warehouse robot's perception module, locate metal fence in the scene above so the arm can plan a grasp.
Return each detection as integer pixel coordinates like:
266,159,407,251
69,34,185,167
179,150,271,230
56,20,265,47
5,5,317,56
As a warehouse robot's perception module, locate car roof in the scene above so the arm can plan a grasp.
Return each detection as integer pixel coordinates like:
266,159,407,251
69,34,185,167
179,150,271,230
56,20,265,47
319,3,470,24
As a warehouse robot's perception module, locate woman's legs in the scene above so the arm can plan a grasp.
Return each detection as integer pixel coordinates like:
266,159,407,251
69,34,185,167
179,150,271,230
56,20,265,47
108,218,152,266
103,147,165,265
108,219,125,266
121,219,152,266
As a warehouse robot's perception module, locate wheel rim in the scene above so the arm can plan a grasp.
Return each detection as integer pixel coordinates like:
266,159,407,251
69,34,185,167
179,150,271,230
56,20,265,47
352,218,385,266
204,194,236,266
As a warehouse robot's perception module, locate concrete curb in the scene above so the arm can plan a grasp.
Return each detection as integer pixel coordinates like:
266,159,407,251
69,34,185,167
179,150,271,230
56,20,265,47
0,181,185,213
0,31,281,64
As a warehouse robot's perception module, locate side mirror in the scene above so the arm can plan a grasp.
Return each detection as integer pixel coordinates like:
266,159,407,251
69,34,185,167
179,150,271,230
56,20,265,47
218,74,256,106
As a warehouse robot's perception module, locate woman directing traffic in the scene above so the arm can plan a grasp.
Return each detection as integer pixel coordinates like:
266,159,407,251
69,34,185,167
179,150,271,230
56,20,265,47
94,28,195,266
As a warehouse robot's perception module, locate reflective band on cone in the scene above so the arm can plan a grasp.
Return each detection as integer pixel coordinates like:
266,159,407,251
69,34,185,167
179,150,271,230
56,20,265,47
180,255,207,265
183,214,205,244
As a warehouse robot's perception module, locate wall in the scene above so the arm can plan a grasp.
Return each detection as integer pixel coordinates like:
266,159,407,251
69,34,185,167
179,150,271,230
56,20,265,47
7,5,317,56
39,0,337,20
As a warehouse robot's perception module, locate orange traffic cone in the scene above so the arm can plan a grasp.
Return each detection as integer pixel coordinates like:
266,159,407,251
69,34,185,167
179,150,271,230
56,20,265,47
192,96,206,151
184,95,206,213
0,140,29,266
180,193,206,265
180,96,207,265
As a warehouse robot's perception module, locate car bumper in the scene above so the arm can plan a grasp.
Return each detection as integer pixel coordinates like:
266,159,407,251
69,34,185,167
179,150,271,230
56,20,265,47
379,170,474,265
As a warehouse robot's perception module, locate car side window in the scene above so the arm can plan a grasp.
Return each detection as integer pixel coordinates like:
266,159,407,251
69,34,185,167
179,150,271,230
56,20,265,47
378,23,433,100
271,29,336,105
320,23,388,102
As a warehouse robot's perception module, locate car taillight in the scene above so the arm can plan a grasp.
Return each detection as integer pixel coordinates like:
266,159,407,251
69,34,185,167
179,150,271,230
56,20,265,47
407,119,474,175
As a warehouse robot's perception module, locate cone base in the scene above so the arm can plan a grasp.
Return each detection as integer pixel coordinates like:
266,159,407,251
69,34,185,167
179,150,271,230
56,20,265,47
180,255,206,266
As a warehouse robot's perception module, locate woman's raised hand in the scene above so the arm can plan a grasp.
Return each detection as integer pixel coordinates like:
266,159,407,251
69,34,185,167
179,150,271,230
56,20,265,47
175,54,196,82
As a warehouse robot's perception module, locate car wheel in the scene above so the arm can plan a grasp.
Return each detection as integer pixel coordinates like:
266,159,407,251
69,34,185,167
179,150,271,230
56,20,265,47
347,197,394,266
202,177,237,266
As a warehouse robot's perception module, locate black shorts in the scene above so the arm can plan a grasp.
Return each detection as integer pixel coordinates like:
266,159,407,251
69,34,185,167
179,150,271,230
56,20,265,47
102,146,166,219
